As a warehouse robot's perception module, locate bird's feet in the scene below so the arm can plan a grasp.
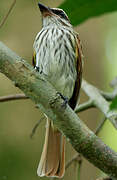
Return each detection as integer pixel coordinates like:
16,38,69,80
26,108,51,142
57,92,68,108
35,66,39,72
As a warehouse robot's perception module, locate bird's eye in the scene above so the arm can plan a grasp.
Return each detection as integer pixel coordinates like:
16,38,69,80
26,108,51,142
51,9,69,21
60,12,66,19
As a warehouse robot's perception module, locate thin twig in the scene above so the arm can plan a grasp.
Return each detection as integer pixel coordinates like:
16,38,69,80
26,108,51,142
0,94,28,102
95,117,107,135
75,99,95,113
0,0,16,29
30,117,45,138
65,154,81,170
77,154,82,180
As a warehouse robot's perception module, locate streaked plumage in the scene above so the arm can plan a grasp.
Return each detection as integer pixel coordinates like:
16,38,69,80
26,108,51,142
32,3,83,178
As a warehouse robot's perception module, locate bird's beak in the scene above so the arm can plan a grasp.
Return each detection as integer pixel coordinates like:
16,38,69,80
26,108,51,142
38,3,52,17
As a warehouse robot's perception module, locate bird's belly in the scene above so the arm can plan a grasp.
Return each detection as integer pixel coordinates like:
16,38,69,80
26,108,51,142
49,72,75,99
41,57,76,99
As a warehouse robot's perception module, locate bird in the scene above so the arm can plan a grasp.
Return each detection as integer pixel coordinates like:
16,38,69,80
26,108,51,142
32,2,83,178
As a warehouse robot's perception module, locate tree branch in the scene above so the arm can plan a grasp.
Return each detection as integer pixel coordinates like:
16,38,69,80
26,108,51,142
0,42,117,179
0,94,27,102
30,117,45,138
82,80,117,129
75,99,95,113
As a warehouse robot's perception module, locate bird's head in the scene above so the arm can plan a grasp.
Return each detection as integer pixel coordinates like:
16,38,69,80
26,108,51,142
38,3,72,27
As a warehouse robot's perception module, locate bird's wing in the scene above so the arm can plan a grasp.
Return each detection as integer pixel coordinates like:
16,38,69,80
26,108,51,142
32,49,36,68
69,34,83,110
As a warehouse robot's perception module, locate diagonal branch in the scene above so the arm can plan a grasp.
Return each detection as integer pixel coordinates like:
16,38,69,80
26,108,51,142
82,80,117,129
95,117,107,135
0,42,117,179
0,0,16,29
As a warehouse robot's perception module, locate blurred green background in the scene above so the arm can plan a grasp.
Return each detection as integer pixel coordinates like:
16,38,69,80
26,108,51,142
0,0,117,180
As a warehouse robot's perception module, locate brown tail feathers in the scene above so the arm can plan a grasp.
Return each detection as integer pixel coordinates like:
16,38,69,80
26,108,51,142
37,119,65,178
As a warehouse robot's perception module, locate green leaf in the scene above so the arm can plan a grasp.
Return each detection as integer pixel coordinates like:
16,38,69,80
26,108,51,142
110,96,117,110
59,0,117,26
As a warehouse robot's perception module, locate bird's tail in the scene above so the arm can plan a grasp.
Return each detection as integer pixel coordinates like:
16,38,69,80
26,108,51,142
37,118,65,178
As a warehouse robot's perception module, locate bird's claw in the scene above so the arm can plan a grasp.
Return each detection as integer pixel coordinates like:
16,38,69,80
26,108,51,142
57,92,68,108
